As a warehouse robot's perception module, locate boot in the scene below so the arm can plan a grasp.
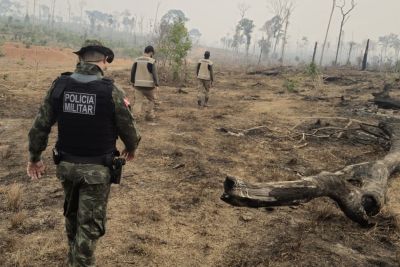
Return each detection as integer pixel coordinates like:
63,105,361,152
204,97,209,107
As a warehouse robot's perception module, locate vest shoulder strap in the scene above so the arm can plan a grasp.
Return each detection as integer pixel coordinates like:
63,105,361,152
52,75,71,101
200,59,211,64
137,56,155,64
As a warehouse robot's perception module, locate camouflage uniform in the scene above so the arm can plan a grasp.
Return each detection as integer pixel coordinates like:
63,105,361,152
28,60,141,266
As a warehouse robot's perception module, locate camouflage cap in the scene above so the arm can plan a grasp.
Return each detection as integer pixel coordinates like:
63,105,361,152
73,39,115,63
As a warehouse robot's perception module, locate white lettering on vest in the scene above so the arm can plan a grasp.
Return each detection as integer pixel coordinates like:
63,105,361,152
63,91,96,115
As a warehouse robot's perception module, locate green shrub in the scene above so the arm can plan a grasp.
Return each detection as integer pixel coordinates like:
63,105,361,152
284,79,297,93
306,62,319,77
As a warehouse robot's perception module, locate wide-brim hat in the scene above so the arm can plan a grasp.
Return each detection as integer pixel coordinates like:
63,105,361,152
73,39,114,63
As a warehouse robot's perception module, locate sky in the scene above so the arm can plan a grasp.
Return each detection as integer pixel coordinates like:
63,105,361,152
45,0,400,47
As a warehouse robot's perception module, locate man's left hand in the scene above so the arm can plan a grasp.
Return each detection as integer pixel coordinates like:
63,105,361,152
27,161,46,181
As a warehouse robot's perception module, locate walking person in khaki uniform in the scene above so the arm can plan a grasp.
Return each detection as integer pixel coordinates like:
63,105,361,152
196,51,214,107
131,46,160,121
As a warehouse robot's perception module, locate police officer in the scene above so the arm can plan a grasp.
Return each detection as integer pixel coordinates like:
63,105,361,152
130,45,160,121
26,40,141,267
196,51,214,107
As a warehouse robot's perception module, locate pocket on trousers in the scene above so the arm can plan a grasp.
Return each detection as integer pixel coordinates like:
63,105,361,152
82,207,106,239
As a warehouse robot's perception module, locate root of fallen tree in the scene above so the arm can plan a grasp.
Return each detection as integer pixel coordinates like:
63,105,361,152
221,120,400,227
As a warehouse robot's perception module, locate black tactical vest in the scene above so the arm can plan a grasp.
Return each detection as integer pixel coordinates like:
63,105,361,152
52,74,117,156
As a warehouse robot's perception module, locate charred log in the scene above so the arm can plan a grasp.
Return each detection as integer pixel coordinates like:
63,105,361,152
372,84,400,109
221,120,400,226
247,70,280,76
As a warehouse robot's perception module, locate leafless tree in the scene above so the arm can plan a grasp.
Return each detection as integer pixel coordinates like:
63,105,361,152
67,0,71,24
319,0,336,66
279,1,294,64
346,41,356,65
50,0,57,29
33,0,38,24
238,2,250,19
334,0,356,65
153,2,161,34
79,0,86,25
267,0,294,60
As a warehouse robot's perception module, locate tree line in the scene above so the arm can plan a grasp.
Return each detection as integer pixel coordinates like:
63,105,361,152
220,0,399,71
0,0,198,81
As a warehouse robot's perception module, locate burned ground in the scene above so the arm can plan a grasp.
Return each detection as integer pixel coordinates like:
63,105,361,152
1,47,400,266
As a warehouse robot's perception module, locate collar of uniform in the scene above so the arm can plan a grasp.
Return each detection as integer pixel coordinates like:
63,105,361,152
74,62,104,77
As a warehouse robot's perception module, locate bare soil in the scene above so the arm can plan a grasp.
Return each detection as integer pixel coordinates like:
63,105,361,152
1,44,400,266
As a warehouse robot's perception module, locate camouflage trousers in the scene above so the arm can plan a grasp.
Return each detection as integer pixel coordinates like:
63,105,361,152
57,161,111,267
133,86,159,120
197,79,211,106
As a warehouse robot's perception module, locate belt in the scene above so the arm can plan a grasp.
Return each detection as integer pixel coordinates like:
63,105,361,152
61,153,110,165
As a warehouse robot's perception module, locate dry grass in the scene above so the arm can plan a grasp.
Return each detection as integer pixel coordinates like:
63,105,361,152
9,211,26,229
1,52,400,266
310,200,339,223
6,183,23,211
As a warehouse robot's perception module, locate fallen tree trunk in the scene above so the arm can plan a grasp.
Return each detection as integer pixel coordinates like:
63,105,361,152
221,120,400,226
247,69,280,76
374,98,400,110
372,84,400,110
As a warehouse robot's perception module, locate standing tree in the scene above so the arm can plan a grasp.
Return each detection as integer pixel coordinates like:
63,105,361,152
378,34,400,66
79,0,86,25
389,34,400,63
260,15,281,61
237,18,255,56
50,0,57,30
361,39,370,71
0,0,15,17
237,2,250,19
267,0,293,59
189,28,202,45
320,0,336,66
346,41,356,65
334,0,356,65
157,10,192,82
279,1,294,64
300,36,309,58
221,35,233,51
67,0,72,24
257,36,271,64
231,3,250,54
39,4,49,23
153,1,161,34
33,0,38,25
378,35,391,65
